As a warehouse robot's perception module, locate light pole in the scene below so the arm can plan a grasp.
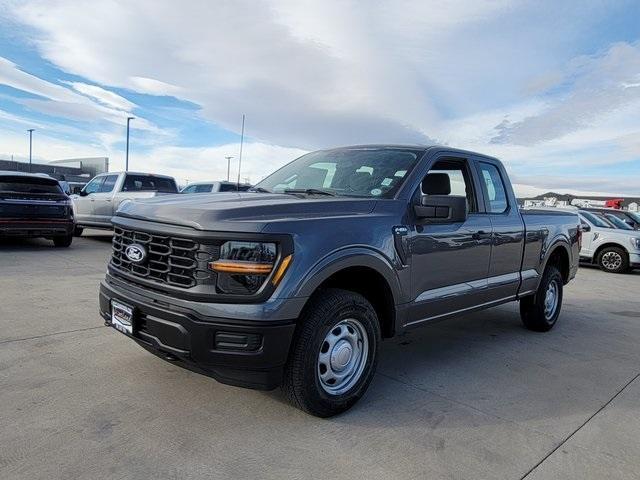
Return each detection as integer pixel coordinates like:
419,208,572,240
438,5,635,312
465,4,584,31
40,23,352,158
125,117,135,171
225,156,233,181
27,129,34,172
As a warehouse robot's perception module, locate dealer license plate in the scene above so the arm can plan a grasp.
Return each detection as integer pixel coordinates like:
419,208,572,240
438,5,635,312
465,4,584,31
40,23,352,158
111,300,134,335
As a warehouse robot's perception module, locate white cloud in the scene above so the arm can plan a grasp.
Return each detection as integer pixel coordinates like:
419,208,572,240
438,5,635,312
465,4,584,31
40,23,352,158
0,0,639,196
66,82,135,111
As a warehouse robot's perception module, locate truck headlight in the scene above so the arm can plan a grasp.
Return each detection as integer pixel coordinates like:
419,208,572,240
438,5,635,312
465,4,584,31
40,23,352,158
630,237,640,250
208,241,288,295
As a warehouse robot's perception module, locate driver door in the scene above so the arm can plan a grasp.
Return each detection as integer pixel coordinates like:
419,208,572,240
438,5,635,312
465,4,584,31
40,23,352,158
406,156,493,325
74,176,105,224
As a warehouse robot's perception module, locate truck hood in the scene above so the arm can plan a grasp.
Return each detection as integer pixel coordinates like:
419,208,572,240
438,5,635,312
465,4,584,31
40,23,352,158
115,192,377,232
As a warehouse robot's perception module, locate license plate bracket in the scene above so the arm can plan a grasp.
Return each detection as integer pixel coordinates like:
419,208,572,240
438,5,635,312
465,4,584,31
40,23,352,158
111,300,134,335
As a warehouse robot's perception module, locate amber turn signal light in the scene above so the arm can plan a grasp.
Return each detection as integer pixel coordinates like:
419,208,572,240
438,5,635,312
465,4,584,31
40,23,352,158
209,260,273,274
271,254,293,286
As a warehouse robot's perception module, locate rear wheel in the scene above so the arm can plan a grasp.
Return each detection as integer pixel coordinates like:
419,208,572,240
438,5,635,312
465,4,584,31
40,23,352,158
53,234,73,248
597,246,629,274
282,288,380,417
520,265,563,332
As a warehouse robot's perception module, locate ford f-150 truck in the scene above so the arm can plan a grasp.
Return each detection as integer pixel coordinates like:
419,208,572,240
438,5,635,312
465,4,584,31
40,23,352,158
99,145,580,417
72,171,178,235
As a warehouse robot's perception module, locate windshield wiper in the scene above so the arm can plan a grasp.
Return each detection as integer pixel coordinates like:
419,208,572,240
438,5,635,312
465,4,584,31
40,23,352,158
283,188,336,197
248,187,272,193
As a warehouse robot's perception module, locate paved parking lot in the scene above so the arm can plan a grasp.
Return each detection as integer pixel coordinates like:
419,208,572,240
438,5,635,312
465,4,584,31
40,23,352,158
1,232,639,479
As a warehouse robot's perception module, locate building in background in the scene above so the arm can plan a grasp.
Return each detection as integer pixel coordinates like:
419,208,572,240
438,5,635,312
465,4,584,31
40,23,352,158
0,157,108,192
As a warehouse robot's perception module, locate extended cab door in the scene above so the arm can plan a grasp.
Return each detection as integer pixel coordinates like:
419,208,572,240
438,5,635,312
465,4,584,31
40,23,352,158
475,160,525,302
406,155,493,325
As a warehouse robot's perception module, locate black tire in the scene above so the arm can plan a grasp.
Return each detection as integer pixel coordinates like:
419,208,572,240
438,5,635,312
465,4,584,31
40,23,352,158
520,265,563,332
73,226,84,237
282,288,381,417
596,246,629,274
53,234,73,248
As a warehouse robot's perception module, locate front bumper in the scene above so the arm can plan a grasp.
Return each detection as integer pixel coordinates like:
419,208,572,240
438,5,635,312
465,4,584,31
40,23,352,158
99,280,296,390
629,253,640,268
0,218,74,237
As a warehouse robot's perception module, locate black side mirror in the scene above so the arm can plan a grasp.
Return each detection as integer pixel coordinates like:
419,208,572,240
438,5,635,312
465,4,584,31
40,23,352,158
580,223,591,232
414,195,468,223
78,189,89,197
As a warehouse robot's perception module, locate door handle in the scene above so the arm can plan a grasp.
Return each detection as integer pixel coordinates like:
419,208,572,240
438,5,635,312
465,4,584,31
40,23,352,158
472,230,490,240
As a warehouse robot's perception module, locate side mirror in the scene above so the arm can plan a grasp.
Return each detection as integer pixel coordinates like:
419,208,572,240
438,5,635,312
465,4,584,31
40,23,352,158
580,223,591,232
78,189,89,197
72,186,83,195
414,195,468,223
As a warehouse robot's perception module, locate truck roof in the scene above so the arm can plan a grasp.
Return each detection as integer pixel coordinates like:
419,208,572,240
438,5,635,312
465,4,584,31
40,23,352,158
95,171,175,179
321,144,502,162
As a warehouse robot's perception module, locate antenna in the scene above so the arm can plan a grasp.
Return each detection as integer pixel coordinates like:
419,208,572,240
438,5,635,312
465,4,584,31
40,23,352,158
237,114,245,191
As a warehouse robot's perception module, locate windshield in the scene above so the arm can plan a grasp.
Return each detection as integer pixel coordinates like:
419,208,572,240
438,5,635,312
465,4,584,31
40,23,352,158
0,176,63,194
254,148,422,198
580,211,614,228
604,214,634,230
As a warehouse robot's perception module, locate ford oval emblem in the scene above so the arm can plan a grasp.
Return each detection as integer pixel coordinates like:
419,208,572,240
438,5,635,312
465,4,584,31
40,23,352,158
125,244,147,264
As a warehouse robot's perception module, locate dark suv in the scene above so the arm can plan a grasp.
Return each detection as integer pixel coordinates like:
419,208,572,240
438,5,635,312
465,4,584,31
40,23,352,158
0,171,74,247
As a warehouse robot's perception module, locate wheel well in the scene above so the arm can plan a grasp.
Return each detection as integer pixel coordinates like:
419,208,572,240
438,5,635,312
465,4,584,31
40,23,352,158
310,266,396,338
546,246,570,284
593,243,628,264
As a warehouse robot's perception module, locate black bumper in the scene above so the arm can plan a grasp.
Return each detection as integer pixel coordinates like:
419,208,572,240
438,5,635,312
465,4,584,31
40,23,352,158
99,281,296,390
0,218,74,237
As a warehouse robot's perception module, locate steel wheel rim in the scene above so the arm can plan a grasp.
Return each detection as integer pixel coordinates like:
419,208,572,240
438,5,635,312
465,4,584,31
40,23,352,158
601,251,622,270
544,280,559,320
318,318,369,396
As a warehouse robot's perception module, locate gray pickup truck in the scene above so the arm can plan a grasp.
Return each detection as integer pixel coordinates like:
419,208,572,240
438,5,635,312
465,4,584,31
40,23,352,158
72,171,178,235
99,145,580,417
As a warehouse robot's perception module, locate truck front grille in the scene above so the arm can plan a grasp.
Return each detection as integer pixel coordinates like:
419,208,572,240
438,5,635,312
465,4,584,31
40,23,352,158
111,226,210,288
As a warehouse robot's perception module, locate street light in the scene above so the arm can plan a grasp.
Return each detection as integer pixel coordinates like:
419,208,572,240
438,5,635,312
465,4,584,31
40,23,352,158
225,156,233,181
27,129,34,172
125,117,135,171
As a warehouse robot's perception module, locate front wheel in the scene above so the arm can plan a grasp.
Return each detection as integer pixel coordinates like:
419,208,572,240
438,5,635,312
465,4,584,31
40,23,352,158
73,226,84,237
282,288,381,417
520,265,563,332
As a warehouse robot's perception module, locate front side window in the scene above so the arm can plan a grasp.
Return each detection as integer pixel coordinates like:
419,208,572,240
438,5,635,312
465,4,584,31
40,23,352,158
195,184,214,193
99,175,118,193
479,162,508,213
254,148,421,198
83,176,105,194
421,158,477,212
580,211,613,228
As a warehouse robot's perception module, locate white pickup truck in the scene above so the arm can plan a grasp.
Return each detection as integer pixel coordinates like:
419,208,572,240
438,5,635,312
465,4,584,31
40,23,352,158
72,171,178,235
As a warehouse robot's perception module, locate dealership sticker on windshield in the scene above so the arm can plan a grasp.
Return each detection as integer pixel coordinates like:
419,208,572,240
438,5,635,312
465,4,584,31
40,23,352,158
111,300,134,335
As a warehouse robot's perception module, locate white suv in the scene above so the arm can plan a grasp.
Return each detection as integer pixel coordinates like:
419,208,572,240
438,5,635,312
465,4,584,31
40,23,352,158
578,210,640,273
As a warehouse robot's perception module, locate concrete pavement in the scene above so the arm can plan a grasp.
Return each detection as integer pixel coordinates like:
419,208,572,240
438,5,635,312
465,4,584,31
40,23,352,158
1,232,639,479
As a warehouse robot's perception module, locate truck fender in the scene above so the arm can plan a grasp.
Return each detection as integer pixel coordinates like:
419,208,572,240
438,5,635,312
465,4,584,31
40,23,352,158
293,246,405,306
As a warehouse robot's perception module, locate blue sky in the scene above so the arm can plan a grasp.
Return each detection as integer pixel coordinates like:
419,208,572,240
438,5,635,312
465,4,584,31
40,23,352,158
0,0,639,194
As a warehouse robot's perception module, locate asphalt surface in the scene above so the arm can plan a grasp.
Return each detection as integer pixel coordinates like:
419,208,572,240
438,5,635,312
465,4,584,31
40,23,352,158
1,231,639,479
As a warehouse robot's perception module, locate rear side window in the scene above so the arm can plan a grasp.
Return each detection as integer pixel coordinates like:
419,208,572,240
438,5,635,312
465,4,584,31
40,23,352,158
478,163,508,213
219,184,240,192
0,177,63,194
123,175,177,193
